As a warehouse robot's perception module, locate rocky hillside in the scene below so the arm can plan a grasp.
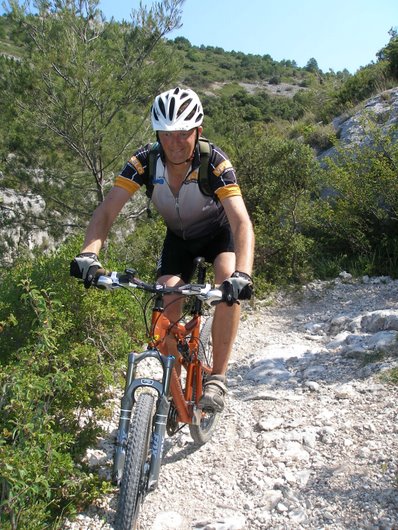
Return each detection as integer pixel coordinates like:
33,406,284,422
63,273,398,530
0,187,53,265
319,86,398,160
2,86,397,266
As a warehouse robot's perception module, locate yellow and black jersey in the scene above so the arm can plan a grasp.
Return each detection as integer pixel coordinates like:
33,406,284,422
114,141,242,240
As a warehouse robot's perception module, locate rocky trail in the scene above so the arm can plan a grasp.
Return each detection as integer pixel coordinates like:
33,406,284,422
64,274,398,530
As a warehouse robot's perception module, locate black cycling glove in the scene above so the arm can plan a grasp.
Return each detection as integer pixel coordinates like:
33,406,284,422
222,271,253,306
70,252,102,288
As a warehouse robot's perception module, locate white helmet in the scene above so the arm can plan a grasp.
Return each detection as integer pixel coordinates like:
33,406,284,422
151,87,204,132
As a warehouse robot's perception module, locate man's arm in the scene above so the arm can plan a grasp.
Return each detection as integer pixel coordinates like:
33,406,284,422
221,194,255,275
81,186,132,254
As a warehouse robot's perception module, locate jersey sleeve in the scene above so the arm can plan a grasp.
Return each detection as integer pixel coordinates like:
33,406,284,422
208,145,242,201
114,143,152,195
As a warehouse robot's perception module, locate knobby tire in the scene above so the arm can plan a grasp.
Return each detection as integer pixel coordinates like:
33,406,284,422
189,316,221,444
114,393,155,530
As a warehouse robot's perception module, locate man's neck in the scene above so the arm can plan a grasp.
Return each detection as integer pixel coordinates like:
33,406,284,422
165,159,191,180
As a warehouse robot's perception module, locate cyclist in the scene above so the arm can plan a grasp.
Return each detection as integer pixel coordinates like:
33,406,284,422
70,87,255,413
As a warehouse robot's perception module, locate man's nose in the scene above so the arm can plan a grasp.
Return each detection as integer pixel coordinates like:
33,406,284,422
170,133,184,145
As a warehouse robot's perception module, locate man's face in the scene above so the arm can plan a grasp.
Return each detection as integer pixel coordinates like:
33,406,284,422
158,126,202,165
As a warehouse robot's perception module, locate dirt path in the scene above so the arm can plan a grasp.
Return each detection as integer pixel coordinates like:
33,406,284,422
64,275,398,530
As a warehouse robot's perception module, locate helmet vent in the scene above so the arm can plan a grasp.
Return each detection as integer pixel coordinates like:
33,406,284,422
186,104,197,121
151,87,204,131
169,97,176,120
158,98,166,118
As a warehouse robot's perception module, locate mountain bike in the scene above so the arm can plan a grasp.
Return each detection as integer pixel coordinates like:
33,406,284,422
93,257,223,530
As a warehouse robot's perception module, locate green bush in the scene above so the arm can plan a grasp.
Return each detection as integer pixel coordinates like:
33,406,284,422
310,120,398,278
334,62,391,113
233,130,319,284
0,219,164,528
289,119,336,153
381,34,398,79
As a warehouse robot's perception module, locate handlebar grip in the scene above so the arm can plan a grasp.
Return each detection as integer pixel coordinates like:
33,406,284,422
93,269,138,289
117,274,133,284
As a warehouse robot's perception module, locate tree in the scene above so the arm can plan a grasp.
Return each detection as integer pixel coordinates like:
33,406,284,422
174,35,191,49
377,27,398,79
305,57,320,73
1,0,185,242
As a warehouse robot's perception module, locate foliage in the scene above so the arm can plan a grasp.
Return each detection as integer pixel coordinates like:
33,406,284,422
292,61,394,125
225,108,398,283
379,366,398,385
175,41,306,88
229,127,319,283
377,27,398,80
333,62,392,113
0,217,163,527
289,117,337,153
310,118,398,277
0,6,397,527
104,214,167,281
203,87,305,129
0,0,184,246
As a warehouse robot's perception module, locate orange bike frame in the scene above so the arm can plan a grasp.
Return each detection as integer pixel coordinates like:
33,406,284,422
148,307,206,424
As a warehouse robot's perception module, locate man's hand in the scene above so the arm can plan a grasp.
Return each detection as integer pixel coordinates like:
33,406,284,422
222,271,253,306
70,252,102,288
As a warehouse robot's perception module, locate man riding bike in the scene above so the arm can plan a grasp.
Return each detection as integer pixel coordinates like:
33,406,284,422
70,87,255,413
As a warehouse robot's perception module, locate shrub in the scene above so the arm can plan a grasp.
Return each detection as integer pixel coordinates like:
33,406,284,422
310,120,398,277
0,220,164,527
234,131,320,283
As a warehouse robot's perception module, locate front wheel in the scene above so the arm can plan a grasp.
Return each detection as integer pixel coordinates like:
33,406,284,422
114,393,155,530
189,316,221,445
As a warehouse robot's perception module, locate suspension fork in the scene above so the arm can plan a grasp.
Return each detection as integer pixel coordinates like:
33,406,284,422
147,354,174,490
112,350,138,485
112,348,174,486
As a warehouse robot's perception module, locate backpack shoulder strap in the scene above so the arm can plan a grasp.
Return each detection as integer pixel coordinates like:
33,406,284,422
144,142,160,199
197,137,212,197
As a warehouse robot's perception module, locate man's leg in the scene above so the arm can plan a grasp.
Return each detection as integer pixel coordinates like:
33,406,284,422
211,302,240,374
199,252,238,411
211,251,239,373
158,274,185,322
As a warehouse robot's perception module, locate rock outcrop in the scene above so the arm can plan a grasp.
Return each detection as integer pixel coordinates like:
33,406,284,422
0,187,55,265
320,86,398,160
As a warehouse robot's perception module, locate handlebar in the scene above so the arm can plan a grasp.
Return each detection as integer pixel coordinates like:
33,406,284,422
93,269,223,306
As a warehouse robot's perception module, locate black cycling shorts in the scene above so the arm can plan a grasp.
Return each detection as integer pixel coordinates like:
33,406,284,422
157,225,235,283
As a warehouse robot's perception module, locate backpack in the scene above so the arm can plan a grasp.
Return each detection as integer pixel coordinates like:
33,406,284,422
144,137,213,199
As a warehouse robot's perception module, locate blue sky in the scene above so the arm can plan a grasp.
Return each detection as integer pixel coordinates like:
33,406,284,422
1,0,395,72
98,0,397,73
